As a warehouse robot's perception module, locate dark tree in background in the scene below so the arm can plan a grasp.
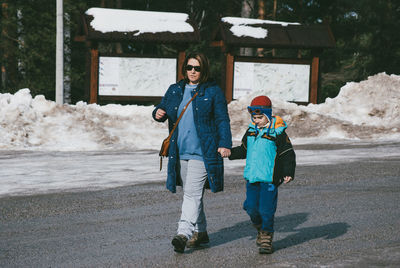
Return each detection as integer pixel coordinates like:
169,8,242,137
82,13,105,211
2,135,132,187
1,0,18,92
0,0,399,103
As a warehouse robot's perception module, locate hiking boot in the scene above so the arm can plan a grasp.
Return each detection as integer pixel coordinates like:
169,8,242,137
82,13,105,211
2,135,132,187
186,231,209,248
253,224,262,246
171,234,188,253
258,231,274,254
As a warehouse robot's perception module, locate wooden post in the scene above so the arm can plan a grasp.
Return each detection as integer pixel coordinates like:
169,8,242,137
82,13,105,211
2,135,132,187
89,48,99,104
310,56,319,104
177,51,186,81
225,52,234,103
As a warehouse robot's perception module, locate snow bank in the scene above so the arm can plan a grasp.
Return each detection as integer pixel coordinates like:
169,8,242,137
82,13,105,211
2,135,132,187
230,73,400,143
0,89,167,150
0,73,399,151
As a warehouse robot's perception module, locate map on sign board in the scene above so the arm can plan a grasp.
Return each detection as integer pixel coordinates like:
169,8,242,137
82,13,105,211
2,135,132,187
233,62,310,102
98,57,177,96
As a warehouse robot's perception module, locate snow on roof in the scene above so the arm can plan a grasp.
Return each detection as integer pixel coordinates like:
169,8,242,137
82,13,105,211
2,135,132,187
221,16,300,39
85,8,194,35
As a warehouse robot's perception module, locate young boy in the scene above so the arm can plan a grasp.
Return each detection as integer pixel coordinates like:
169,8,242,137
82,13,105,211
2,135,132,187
229,95,296,254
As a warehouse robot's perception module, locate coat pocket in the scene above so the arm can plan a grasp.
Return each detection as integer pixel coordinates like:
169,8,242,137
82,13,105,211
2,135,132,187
197,97,212,113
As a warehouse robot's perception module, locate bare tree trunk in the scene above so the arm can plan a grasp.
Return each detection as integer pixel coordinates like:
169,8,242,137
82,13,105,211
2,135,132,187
115,0,123,54
297,0,303,58
298,0,303,22
1,1,17,92
64,12,71,103
269,0,277,56
100,0,122,53
257,0,265,56
261,0,278,56
116,0,122,8
241,0,254,17
258,0,265,19
1,2,8,90
240,0,255,56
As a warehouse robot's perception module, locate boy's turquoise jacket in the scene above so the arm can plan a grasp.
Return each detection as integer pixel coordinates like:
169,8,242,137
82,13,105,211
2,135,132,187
229,116,296,185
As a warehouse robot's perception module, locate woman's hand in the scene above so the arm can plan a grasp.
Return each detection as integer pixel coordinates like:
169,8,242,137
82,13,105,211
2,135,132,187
155,108,166,120
218,147,231,158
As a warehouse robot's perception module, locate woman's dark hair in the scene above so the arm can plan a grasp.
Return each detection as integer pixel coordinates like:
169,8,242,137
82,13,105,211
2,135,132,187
181,52,210,84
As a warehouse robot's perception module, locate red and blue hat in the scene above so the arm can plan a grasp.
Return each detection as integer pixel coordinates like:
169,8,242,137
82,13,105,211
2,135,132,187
247,95,272,122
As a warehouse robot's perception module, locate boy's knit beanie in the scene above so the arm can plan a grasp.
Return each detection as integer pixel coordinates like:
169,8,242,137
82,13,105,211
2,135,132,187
248,95,272,121
250,95,272,107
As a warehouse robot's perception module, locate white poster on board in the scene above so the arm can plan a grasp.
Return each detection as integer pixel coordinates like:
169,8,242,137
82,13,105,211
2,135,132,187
99,57,177,96
233,62,310,102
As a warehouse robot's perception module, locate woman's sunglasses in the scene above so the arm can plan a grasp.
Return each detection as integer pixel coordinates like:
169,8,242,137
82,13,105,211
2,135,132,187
185,65,201,72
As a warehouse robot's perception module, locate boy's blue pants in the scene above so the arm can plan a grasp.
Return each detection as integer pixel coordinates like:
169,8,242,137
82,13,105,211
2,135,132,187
243,181,278,233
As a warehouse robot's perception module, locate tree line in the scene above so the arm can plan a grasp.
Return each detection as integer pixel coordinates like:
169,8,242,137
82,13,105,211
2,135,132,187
1,0,399,103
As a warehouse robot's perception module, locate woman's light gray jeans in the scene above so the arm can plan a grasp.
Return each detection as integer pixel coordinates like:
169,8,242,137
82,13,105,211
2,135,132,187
177,159,208,238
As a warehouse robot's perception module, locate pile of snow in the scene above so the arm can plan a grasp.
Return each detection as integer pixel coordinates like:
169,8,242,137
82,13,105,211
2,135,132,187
230,73,400,143
0,89,167,151
0,73,399,151
307,73,400,127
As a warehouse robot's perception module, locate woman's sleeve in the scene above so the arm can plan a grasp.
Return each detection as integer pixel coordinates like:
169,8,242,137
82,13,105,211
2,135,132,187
152,85,171,122
213,86,232,149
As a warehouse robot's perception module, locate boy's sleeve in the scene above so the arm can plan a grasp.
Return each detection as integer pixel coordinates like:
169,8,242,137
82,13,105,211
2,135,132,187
276,131,296,179
229,130,249,160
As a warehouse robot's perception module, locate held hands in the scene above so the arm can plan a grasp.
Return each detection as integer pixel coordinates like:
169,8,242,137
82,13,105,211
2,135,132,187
155,108,166,120
283,176,293,184
218,147,231,158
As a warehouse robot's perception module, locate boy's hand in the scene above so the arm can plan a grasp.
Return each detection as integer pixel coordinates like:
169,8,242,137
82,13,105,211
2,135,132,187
283,176,293,184
218,148,231,158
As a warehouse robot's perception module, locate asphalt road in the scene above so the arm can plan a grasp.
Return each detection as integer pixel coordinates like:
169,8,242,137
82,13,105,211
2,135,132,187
1,145,400,267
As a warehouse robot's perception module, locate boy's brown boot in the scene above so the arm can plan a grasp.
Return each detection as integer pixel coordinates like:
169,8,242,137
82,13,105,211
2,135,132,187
186,231,209,248
171,234,188,253
258,231,274,254
253,224,262,246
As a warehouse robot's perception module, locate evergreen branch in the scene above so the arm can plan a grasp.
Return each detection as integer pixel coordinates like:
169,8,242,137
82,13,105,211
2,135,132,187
2,32,24,46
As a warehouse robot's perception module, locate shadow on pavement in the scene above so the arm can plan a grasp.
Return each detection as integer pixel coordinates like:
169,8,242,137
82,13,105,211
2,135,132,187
274,212,350,251
207,212,350,251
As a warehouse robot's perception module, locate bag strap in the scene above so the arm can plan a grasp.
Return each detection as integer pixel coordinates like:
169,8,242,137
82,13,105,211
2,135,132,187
165,91,199,142
159,91,198,171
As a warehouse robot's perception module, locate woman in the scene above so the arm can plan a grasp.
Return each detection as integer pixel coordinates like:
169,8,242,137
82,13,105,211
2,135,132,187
152,52,232,253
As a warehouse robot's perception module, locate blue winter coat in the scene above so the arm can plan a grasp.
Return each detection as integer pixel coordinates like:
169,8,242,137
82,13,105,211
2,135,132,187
152,79,232,193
